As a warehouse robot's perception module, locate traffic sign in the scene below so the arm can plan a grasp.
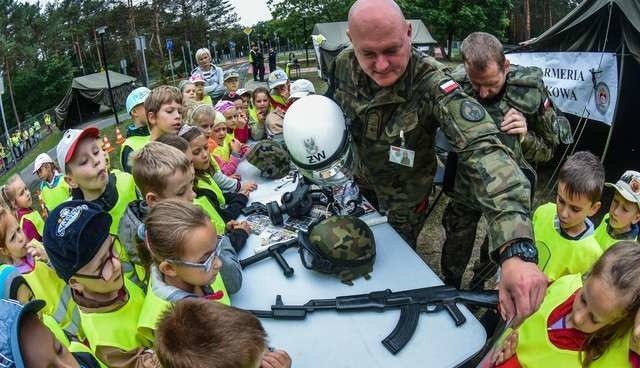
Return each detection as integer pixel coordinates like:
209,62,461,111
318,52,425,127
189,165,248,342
166,38,174,51
243,27,252,36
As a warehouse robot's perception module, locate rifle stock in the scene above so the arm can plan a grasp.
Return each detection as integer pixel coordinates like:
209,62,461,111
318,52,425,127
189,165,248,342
249,285,499,354
239,238,298,277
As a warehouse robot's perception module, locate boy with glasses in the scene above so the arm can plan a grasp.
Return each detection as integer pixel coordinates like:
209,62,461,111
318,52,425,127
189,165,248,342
43,200,157,367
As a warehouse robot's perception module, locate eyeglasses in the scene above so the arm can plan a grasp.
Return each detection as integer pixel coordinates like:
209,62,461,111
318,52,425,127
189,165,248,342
74,236,119,281
168,238,223,273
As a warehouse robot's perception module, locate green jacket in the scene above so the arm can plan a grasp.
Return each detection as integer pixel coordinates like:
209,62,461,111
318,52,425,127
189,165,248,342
453,64,560,164
328,48,533,251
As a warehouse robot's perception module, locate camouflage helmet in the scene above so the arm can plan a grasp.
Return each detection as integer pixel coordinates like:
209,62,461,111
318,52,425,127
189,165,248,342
298,215,376,285
246,140,291,179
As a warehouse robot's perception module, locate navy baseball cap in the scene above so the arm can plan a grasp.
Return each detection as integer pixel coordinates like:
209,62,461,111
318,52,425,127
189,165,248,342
43,200,112,282
0,298,46,368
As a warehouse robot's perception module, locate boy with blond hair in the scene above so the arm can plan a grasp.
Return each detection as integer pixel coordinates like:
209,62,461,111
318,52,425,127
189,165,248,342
144,85,183,141
533,151,604,281
155,298,291,368
120,141,241,293
595,170,640,250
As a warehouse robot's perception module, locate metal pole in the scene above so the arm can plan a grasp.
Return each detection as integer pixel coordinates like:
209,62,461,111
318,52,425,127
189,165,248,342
168,49,175,84
182,45,188,76
601,42,625,163
303,17,309,67
186,40,194,72
99,31,120,126
139,36,150,87
0,93,17,166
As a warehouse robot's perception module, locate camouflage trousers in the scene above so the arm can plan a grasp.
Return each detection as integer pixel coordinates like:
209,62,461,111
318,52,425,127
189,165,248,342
441,199,493,288
359,187,428,249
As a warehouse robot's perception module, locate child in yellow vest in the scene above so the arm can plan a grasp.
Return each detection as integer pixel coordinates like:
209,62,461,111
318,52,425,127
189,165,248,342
247,86,271,140
57,127,142,287
1,174,44,242
190,74,213,106
155,299,292,368
121,86,151,173
121,142,242,295
145,85,184,141
43,200,155,367
594,170,640,251
0,206,83,341
0,298,102,368
33,153,70,212
494,241,640,368
212,100,250,176
137,200,237,342
179,125,253,252
533,151,604,281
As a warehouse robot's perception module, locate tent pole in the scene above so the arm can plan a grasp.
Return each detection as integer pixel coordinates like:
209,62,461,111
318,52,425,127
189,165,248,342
601,41,625,163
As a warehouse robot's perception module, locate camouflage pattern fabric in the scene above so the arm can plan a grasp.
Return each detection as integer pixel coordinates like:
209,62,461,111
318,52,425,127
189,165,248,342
309,216,376,284
246,140,291,179
328,48,533,251
441,64,562,287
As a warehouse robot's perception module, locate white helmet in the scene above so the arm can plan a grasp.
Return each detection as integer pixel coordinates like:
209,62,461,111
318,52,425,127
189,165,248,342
283,95,357,186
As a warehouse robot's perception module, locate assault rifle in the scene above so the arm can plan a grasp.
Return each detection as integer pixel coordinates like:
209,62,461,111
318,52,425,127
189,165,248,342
240,238,298,277
249,285,498,354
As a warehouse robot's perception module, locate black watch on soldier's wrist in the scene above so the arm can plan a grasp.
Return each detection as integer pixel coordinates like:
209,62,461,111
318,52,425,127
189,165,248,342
499,240,538,265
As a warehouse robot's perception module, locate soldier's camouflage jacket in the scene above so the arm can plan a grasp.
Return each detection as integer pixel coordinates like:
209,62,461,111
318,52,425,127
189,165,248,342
452,64,562,165
327,48,534,250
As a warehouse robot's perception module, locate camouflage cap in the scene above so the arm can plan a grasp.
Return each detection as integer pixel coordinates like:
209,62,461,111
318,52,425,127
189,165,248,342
246,140,291,179
308,216,376,284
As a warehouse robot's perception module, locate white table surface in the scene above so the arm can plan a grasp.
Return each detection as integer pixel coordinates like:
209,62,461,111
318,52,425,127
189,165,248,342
231,161,486,367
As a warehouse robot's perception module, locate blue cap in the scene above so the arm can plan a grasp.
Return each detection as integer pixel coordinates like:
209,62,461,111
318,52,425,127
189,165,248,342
43,201,111,282
0,298,46,368
126,87,151,114
0,265,25,300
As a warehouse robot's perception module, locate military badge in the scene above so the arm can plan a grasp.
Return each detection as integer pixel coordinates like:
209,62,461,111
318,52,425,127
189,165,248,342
460,100,485,122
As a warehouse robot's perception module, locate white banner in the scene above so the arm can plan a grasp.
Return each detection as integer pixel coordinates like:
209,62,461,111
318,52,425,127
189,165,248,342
507,52,618,125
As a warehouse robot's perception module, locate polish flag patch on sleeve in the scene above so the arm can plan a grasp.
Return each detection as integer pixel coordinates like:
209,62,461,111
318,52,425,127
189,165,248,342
439,80,459,95
543,97,551,111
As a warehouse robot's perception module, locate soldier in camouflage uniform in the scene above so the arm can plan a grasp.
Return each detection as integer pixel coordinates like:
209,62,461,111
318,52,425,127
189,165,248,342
327,0,547,325
441,32,568,288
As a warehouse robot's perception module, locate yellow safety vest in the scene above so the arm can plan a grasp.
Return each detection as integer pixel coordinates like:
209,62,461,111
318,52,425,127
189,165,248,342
137,272,230,342
270,93,287,110
79,278,151,355
517,274,631,368
533,203,602,281
594,214,638,252
193,196,226,235
196,175,226,207
40,174,71,211
119,135,150,169
23,261,83,338
19,210,45,238
248,105,260,123
108,170,139,236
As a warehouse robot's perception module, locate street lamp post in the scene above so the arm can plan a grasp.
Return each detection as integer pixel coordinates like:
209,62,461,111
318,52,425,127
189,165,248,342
96,26,120,126
0,71,17,167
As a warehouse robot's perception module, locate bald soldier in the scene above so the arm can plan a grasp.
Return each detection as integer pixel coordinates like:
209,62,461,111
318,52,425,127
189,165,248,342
326,0,547,325
442,32,568,290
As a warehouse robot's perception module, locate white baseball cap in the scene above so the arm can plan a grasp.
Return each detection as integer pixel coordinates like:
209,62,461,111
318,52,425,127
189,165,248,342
33,153,54,174
289,79,316,100
125,87,150,114
268,69,289,90
605,170,640,208
56,127,100,174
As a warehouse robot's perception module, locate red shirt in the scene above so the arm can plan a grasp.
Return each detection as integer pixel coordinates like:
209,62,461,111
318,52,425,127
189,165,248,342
16,208,42,242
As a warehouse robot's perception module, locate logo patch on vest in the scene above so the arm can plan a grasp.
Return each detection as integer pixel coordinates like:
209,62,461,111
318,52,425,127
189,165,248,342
460,100,485,122
439,80,459,95
56,204,89,236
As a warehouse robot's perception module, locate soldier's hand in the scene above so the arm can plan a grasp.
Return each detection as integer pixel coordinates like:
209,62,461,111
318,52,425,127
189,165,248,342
499,257,548,327
501,108,528,137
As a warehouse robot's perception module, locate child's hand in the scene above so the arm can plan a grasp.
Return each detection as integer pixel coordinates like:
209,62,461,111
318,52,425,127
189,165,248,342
261,349,292,368
237,115,247,128
493,330,518,365
257,110,266,122
233,221,251,234
225,220,239,232
240,181,257,194
26,240,48,263
231,173,242,180
230,139,242,153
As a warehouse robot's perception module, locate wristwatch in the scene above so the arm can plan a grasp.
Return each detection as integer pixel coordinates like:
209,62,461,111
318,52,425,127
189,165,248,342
499,240,538,265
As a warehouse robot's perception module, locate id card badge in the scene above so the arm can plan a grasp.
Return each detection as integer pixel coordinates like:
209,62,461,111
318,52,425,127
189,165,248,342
389,129,415,167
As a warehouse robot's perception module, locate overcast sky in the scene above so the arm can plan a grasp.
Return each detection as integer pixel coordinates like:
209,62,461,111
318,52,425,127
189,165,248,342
21,0,274,26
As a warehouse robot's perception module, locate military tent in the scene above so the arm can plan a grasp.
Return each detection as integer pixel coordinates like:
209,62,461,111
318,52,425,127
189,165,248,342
54,70,136,129
312,20,438,80
517,0,640,181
